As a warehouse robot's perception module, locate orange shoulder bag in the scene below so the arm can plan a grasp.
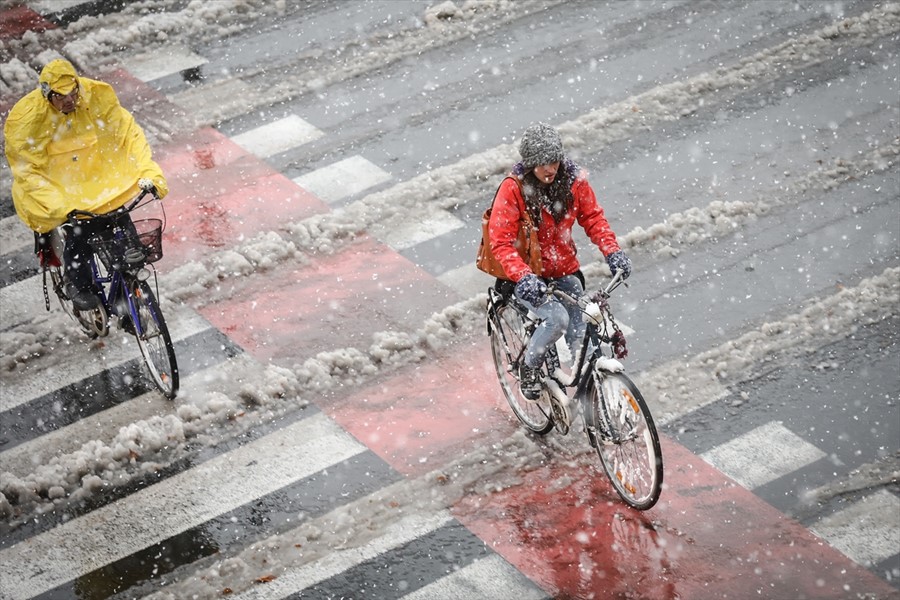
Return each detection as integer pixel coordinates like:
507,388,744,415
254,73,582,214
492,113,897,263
476,177,542,280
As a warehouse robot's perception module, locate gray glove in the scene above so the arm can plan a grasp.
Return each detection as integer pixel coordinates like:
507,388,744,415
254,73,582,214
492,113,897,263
515,273,548,306
606,250,632,280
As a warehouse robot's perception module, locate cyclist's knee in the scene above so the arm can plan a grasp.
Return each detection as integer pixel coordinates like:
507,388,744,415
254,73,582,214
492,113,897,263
539,300,569,337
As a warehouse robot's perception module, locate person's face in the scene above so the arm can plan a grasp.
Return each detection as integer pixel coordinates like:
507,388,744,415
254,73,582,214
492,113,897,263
48,85,78,114
533,162,560,185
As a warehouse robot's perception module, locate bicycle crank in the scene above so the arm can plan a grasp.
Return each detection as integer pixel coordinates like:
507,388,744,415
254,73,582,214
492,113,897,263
549,396,571,435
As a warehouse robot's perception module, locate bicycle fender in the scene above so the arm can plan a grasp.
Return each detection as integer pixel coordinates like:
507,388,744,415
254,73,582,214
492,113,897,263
575,356,625,416
595,356,625,373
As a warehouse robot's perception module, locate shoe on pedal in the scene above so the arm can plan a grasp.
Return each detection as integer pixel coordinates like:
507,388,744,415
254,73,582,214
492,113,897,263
119,316,135,335
519,364,543,400
65,283,101,311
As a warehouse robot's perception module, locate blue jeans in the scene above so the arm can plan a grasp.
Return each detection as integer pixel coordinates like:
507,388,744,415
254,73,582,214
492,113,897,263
515,273,585,369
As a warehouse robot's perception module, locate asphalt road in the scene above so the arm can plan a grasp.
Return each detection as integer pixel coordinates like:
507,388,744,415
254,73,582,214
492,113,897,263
0,1,897,598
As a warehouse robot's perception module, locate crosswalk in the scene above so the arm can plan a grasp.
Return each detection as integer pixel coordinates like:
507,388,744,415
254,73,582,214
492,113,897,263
1,1,898,599
0,414,368,599
702,420,900,569
701,421,828,490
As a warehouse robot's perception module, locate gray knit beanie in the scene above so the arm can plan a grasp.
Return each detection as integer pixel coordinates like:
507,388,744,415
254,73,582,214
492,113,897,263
518,123,564,169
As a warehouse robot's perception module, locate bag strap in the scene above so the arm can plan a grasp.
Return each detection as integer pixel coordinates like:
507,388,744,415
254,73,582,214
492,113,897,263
491,176,533,227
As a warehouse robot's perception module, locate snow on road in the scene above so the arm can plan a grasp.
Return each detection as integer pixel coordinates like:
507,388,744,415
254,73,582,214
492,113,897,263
1,1,898,598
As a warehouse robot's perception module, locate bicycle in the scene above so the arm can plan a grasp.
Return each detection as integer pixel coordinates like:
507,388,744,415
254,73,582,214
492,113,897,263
486,272,663,510
41,191,179,398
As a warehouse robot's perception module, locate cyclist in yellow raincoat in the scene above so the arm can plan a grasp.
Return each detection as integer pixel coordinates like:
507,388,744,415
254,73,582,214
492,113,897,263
4,58,169,309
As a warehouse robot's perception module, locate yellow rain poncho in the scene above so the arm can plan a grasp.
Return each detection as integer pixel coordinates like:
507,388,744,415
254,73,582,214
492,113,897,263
4,59,168,233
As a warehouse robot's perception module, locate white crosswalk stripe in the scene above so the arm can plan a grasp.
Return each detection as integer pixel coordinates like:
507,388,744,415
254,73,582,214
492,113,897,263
810,490,900,567
120,46,208,82
292,155,392,205
231,512,455,600
0,215,32,255
700,421,827,489
400,554,548,600
0,412,367,600
0,291,212,414
376,208,466,251
24,0,86,12
0,355,256,478
231,115,324,158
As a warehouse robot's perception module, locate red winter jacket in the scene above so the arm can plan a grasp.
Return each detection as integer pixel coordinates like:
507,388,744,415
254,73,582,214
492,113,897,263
488,171,621,282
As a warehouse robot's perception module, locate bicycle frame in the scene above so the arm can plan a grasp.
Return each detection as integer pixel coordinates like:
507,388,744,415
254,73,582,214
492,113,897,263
88,243,149,336
69,192,159,333
487,272,628,433
54,191,180,398
487,271,663,509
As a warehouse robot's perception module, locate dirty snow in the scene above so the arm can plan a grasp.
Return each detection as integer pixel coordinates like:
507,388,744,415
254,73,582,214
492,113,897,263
0,1,898,597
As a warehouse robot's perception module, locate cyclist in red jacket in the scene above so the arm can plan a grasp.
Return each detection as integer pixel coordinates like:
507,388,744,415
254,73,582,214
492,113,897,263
488,122,631,399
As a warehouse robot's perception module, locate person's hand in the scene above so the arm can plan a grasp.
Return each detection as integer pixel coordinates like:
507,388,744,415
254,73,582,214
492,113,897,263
138,178,157,196
515,273,548,306
606,250,632,280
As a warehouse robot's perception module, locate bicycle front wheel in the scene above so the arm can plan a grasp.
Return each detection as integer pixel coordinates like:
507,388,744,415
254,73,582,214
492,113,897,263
489,303,553,435
130,279,179,398
591,372,663,510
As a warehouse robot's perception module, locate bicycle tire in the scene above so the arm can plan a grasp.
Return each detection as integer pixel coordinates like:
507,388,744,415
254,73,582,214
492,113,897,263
49,266,108,338
489,302,554,435
590,372,663,510
129,279,179,398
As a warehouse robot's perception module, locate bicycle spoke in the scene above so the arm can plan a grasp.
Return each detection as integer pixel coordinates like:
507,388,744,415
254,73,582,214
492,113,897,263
130,280,179,398
593,373,663,510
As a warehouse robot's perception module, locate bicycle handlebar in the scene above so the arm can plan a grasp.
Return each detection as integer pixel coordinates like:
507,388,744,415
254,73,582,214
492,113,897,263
549,270,627,308
66,189,156,223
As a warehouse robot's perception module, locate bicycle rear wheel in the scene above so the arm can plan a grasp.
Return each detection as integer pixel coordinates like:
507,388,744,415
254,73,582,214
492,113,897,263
49,266,108,338
590,372,663,510
129,279,179,398
489,302,553,435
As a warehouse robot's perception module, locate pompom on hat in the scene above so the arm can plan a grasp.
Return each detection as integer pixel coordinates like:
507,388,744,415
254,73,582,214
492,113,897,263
39,59,79,98
518,122,565,169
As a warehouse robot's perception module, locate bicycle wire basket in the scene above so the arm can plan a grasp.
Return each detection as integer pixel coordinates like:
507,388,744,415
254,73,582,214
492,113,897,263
90,218,164,271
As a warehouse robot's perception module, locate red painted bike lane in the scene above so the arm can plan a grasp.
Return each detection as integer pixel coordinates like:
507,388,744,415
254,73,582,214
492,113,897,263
5,16,890,592
311,337,898,600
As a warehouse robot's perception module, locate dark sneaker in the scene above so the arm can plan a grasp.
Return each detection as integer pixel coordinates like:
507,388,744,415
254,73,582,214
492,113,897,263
65,283,101,311
119,316,135,335
519,364,543,400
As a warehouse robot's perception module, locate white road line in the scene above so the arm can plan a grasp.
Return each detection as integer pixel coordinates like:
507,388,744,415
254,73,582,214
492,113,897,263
231,115,323,158
0,300,213,414
169,77,255,118
400,553,547,600
0,412,367,600
437,263,488,300
0,215,32,255
0,354,259,477
231,511,455,600
292,155,392,204
810,490,900,567
701,421,827,489
376,209,465,251
119,46,208,82
26,0,87,12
